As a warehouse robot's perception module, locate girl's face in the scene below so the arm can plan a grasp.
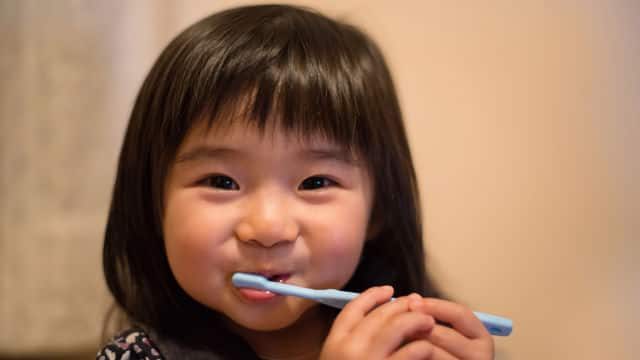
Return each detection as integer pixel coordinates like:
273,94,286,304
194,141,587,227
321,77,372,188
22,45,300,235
162,119,374,331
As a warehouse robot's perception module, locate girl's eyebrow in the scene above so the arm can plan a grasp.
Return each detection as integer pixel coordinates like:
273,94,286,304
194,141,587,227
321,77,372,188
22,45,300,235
301,148,357,165
174,146,238,164
175,145,357,165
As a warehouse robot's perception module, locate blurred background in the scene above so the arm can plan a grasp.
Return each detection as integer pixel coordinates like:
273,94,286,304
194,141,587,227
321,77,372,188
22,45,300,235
1,0,638,359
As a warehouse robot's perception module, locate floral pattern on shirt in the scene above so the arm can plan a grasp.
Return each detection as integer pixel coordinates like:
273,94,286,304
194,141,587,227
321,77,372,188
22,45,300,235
97,328,164,360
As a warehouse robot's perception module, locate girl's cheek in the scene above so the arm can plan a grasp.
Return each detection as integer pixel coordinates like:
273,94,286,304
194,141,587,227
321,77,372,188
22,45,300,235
309,232,365,287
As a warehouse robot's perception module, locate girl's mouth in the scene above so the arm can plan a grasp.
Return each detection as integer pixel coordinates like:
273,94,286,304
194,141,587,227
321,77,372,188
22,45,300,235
235,273,291,302
265,273,290,282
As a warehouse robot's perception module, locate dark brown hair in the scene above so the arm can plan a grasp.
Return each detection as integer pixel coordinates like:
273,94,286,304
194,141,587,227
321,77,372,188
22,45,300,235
103,3,442,339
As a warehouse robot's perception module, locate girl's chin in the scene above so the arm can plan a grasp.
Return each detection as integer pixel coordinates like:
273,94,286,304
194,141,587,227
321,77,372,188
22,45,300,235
234,316,299,332
224,301,321,332
226,310,304,332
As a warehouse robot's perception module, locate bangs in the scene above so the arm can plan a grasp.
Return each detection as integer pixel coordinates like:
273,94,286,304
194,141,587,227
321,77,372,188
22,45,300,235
162,5,377,157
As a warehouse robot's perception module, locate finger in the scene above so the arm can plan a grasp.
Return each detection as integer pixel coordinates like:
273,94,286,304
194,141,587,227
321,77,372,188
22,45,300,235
421,298,489,339
370,311,435,356
428,346,458,360
387,340,433,360
424,324,476,359
351,294,422,342
389,341,457,360
328,286,394,340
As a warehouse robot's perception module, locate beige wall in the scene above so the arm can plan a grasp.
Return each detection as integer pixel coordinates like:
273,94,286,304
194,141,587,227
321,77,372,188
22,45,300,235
1,0,638,358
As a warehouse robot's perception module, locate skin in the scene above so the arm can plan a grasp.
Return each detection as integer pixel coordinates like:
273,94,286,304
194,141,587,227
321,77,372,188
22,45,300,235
321,287,495,359
162,119,494,359
162,119,374,357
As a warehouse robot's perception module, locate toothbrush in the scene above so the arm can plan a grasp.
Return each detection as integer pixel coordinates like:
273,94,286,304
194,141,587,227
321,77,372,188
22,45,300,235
232,273,512,336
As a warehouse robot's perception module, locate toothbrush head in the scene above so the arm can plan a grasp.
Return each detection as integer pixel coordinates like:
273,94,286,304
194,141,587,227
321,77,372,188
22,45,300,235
232,272,269,290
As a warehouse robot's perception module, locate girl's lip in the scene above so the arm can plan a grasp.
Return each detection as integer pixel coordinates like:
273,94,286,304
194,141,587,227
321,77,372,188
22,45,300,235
237,287,280,302
234,272,292,302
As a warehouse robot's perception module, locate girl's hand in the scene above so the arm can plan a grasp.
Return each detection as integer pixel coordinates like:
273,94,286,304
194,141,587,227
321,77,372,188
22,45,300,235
409,298,495,360
320,286,438,360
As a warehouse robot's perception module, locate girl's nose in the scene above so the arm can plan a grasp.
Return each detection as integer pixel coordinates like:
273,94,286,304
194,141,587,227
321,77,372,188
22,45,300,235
234,192,299,248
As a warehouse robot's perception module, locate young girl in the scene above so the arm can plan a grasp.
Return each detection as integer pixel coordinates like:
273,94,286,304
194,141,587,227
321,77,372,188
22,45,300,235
98,4,494,359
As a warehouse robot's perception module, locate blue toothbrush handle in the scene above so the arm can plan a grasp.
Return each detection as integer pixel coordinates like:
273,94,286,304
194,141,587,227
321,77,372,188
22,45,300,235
472,311,513,336
316,289,360,308
231,273,512,337
317,290,512,336
263,280,320,299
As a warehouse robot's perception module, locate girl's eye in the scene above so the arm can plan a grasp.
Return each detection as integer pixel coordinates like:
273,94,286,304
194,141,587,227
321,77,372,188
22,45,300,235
199,175,239,190
299,176,337,190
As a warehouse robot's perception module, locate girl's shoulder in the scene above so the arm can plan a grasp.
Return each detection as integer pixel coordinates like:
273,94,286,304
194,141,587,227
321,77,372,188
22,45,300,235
96,327,164,360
